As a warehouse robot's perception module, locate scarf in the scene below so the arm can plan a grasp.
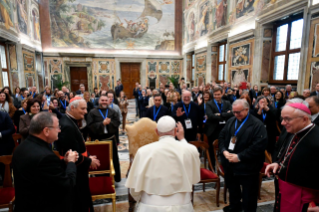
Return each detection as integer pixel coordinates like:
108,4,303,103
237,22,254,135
0,101,9,113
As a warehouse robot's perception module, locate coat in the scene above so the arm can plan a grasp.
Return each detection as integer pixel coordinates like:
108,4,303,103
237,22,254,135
115,84,123,97
219,114,268,175
205,99,233,138
145,105,170,122
0,111,15,155
56,114,93,212
19,114,32,142
13,135,76,212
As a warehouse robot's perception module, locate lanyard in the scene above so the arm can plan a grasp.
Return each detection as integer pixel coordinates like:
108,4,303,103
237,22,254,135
262,110,267,122
21,96,24,100
32,93,36,98
22,108,26,114
99,109,109,119
234,113,249,136
233,95,236,101
153,106,161,121
256,92,258,97
182,103,191,118
214,100,223,113
204,103,206,114
275,102,278,108
60,100,67,109
110,103,113,109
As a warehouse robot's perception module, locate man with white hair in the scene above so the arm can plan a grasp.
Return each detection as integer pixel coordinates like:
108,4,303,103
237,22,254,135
56,96,100,212
270,86,277,99
285,84,292,99
266,102,319,212
126,116,200,211
219,99,268,212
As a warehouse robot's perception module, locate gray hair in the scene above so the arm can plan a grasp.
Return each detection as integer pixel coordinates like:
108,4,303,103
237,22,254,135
286,84,292,88
286,98,309,107
303,89,310,92
232,99,249,109
29,112,56,135
67,98,85,111
283,105,312,120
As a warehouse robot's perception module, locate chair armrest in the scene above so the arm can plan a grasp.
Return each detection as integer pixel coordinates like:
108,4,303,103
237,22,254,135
110,159,115,176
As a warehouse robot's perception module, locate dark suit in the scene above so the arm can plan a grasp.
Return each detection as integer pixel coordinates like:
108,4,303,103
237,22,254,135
313,115,319,126
56,114,93,212
145,105,169,122
13,135,76,212
115,84,123,97
173,102,202,142
138,96,149,118
310,91,318,97
75,90,81,95
219,114,268,211
249,90,261,102
205,99,233,167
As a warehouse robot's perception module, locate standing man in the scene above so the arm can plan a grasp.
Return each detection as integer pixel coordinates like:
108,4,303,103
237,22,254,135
145,94,169,122
58,91,68,114
87,95,121,182
57,96,100,212
133,82,140,117
266,103,319,212
138,90,149,118
219,99,267,212
76,84,85,96
13,112,78,212
173,90,202,142
303,89,311,98
115,80,123,97
205,87,233,168
62,86,70,99
126,116,200,211
270,86,277,99
285,84,292,99
306,96,319,125
107,91,122,122
30,86,38,98
310,83,319,97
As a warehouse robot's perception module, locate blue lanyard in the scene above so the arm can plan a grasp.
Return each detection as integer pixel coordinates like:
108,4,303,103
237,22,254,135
255,92,258,97
153,106,161,121
32,93,36,98
204,103,206,114
233,96,236,101
21,96,24,100
214,100,223,113
99,109,109,119
262,110,267,122
22,108,26,114
275,102,278,108
234,113,249,136
60,100,67,109
182,103,191,118
110,103,113,109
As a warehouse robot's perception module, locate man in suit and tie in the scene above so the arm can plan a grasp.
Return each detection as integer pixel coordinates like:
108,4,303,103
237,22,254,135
173,90,202,142
310,83,319,97
115,80,123,97
306,96,319,126
13,112,78,212
205,87,233,169
145,94,169,122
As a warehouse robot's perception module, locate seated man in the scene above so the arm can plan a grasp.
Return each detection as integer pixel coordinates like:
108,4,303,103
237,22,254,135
126,116,200,211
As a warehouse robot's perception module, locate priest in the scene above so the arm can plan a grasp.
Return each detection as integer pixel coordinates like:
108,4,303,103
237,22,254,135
87,94,121,182
145,94,169,122
265,103,319,212
126,116,200,211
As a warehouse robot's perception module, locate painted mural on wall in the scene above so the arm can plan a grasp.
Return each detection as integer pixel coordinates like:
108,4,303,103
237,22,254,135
0,0,14,30
32,9,40,41
9,44,18,71
49,0,175,50
231,44,250,67
17,0,28,34
23,53,35,72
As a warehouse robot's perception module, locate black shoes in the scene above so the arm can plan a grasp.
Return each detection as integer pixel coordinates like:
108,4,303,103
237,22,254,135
223,204,243,212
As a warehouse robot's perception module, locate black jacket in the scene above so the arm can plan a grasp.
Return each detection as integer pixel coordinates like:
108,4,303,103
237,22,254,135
56,114,93,212
314,115,319,126
13,135,76,212
219,114,268,175
205,99,233,138
145,105,170,122
138,96,149,112
310,91,318,97
133,88,140,99
115,85,123,97
0,111,15,155
249,90,261,102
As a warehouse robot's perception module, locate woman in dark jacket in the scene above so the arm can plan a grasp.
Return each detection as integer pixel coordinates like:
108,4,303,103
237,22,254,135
252,96,277,154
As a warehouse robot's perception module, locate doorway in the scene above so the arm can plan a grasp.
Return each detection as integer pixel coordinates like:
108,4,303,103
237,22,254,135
120,63,140,99
70,67,88,92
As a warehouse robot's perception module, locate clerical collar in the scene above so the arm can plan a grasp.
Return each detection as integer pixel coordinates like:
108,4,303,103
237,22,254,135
295,123,314,135
159,135,175,140
311,112,319,122
66,112,77,120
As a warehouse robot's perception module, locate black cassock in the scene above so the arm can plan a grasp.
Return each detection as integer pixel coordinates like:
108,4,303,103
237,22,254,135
57,114,93,212
87,107,121,182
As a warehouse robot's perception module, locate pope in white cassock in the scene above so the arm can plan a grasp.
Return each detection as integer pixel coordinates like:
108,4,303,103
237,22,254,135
125,116,201,212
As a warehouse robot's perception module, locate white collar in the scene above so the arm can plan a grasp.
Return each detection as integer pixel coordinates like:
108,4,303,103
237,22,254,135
159,135,175,141
311,112,319,121
296,123,314,135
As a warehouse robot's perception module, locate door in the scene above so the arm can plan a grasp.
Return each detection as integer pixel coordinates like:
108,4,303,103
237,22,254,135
121,63,140,99
70,67,88,92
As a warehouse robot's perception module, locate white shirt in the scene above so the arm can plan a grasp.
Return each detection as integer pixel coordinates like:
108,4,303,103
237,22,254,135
311,112,319,122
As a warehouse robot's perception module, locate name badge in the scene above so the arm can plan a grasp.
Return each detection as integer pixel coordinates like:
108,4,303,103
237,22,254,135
228,136,236,151
104,126,108,134
219,121,226,125
185,119,192,129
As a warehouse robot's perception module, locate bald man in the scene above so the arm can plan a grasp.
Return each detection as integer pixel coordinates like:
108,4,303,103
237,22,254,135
173,90,202,142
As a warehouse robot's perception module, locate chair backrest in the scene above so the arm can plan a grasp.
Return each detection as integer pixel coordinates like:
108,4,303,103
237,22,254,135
12,134,22,150
189,141,216,173
265,150,272,164
213,139,224,177
53,151,61,158
85,140,112,174
0,155,13,187
126,117,159,161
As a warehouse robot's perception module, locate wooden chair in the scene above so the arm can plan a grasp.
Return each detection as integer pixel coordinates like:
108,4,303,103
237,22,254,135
0,155,14,212
213,139,227,204
86,140,116,212
12,134,22,152
258,150,272,200
190,141,220,207
126,118,159,212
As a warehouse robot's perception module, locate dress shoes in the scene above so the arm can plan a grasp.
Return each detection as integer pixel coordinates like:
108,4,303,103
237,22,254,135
223,204,243,212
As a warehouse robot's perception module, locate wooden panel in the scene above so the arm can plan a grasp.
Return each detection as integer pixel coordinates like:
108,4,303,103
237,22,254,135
121,63,140,99
70,67,88,92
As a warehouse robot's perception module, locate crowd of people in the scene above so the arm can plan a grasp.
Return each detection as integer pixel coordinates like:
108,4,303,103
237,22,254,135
0,78,318,212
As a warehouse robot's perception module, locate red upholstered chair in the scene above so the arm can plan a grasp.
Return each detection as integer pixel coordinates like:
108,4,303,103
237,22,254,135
0,155,14,212
190,141,220,207
258,150,272,200
213,139,227,204
86,140,116,212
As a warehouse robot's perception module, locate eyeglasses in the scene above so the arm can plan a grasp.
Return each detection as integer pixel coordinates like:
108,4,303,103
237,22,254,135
232,109,246,115
280,116,304,123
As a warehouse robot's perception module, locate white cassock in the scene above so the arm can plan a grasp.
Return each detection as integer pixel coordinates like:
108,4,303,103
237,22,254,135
125,135,200,212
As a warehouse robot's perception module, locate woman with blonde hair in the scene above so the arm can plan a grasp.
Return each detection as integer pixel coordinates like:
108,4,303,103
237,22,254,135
118,91,129,133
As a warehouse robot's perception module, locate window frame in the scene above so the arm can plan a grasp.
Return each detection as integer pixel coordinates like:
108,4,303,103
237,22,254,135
217,42,227,83
0,43,10,88
269,14,303,84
